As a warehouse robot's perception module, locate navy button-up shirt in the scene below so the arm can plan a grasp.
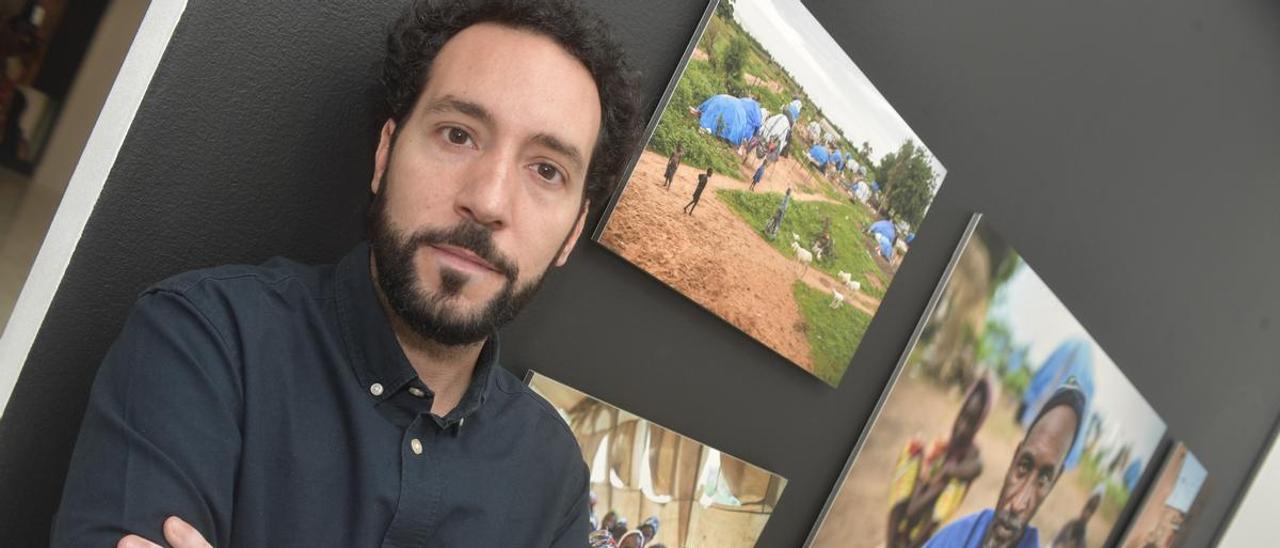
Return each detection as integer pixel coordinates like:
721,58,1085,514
51,242,590,547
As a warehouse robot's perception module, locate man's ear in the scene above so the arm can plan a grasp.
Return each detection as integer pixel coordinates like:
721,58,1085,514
371,119,397,194
554,202,590,267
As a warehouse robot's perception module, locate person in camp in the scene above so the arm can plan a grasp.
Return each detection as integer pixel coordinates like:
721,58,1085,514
764,187,792,239
751,158,767,192
663,143,683,190
887,374,996,548
924,383,1087,548
683,166,712,215
1049,486,1103,548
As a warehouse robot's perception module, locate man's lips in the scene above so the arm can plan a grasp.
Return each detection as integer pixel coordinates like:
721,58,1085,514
430,244,499,273
992,518,1018,538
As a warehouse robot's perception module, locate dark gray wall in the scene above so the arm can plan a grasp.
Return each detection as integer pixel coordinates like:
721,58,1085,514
1,0,1277,546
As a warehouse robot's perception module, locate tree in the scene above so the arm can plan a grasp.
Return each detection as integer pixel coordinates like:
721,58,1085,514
719,35,749,95
875,140,937,228
718,0,735,19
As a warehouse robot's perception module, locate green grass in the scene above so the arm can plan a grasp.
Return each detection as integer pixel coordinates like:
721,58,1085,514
716,188,886,298
649,60,744,180
792,280,873,386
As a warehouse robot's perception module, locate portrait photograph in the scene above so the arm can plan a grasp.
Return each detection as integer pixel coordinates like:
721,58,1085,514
807,220,1166,548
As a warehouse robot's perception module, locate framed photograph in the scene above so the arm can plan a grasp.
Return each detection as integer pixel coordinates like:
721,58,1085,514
594,0,947,387
1115,442,1208,548
526,371,787,547
805,216,1167,548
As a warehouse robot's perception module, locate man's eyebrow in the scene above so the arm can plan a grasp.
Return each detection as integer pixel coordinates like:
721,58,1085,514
424,95,493,124
531,132,586,172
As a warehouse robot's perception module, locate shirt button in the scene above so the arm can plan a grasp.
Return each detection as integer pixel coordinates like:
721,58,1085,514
408,387,425,398
369,383,384,396
410,438,423,455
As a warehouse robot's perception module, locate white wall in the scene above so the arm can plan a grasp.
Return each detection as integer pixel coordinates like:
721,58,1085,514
1217,432,1280,546
0,0,185,413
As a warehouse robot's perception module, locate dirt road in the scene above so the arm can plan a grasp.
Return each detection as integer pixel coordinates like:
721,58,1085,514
601,150,882,371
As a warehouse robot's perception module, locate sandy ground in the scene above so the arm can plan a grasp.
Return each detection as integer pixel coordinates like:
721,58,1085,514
600,150,881,372
811,374,1118,548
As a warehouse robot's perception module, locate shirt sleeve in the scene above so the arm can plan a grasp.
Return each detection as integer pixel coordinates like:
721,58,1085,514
50,289,243,547
548,464,591,548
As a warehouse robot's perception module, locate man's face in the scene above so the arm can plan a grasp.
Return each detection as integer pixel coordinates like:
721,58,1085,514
985,405,1079,548
369,23,601,345
951,387,985,445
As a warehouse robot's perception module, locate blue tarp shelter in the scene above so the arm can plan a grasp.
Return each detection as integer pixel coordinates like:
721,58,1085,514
697,95,760,145
832,150,845,171
869,219,896,259
1019,338,1097,470
786,99,801,122
741,97,762,130
808,145,831,167
868,219,896,242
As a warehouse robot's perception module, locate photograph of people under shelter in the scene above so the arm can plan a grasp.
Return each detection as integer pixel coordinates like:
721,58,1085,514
527,372,786,548
1117,442,1208,548
596,0,946,387
807,221,1166,548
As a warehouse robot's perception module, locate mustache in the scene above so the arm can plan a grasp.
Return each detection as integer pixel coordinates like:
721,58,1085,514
408,221,519,282
992,510,1025,535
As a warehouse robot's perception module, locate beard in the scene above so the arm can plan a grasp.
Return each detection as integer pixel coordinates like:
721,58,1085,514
367,181,550,346
982,509,1026,548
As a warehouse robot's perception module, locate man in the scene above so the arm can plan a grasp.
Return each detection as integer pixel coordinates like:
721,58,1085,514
924,384,1087,548
764,187,792,239
1049,486,1103,548
683,166,712,215
50,0,642,546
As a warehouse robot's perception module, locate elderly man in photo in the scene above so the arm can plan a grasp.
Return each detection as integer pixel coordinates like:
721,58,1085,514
49,0,641,546
924,384,1087,548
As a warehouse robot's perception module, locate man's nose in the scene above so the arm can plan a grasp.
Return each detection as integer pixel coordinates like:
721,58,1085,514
454,150,516,229
1008,480,1035,515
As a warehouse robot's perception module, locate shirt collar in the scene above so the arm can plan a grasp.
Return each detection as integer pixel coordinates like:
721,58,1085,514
333,241,497,420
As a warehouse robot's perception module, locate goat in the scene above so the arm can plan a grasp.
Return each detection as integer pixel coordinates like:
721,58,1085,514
845,279,861,293
829,288,845,309
790,241,813,277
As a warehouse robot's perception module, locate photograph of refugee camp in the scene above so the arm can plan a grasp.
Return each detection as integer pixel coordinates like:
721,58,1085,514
526,372,787,548
1116,443,1208,548
806,220,1166,548
594,0,946,387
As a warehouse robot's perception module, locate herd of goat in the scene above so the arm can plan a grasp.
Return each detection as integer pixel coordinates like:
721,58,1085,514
787,232,862,310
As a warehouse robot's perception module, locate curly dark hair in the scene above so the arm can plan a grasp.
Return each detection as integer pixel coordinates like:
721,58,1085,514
382,0,643,209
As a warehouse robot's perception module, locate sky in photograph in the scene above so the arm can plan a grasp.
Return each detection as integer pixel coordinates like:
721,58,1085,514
989,259,1165,464
730,0,947,182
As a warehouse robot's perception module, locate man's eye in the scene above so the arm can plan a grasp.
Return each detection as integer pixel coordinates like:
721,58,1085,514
535,163,563,183
443,127,472,146
1016,459,1032,475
